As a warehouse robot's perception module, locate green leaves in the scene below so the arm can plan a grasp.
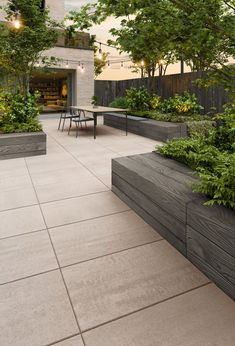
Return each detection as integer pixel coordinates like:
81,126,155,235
158,105,235,210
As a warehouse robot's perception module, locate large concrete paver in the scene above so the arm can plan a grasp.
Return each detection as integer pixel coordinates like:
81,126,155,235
0,205,46,239
0,231,58,284
53,335,84,346
83,284,235,346
41,191,129,228
62,241,209,331
50,210,161,267
0,271,78,346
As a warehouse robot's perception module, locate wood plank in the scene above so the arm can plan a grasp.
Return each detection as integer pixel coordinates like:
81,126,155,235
112,185,186,256
112,157,196,223
187,226,235,286
187,200,235,257
188,252,235,301
112,172,186,242
131,153,197,185
0,132,46,146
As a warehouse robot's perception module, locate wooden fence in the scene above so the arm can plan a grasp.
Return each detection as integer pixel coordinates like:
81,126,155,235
95,71,228,114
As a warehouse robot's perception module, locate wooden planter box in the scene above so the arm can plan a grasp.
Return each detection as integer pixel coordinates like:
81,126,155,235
104,113,187,142
112,152,235,300
0,132,47,160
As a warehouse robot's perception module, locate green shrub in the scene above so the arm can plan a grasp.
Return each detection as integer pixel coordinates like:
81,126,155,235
150,95,161,110
158,136,235,210
126,86,150,111
109,97,129,109
160,92,203,115
1,119,42,134
186,120,215,138
0,91,42,134
211,103,235,152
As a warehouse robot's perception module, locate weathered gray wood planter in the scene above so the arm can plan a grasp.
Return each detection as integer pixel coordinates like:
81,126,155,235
104,113,187,142
112,152,235,300
0,132,47,160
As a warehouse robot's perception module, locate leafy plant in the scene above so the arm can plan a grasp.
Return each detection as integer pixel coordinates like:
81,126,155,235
150,95,161,110
186,120,214,138
1,119,42,134
211,103,235,152
160,92,203,115
91,95,98,106
126,86,150,111
0,91,42,134
109,97,128,109
158,133,235,210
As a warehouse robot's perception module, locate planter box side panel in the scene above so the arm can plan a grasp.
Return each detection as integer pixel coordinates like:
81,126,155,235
0,132,47,160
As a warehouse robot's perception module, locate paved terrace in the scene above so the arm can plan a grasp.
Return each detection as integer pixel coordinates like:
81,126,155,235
0,115,235,346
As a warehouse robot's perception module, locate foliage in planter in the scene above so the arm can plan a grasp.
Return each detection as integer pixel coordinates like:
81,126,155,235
128,110,207,123
0,91,42,134
126,86,150,111
186,120,215,138
160,92,203,115
158,104,235,210
109,97,129,109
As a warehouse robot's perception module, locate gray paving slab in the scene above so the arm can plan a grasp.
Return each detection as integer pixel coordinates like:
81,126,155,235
0,271,78,346
83,284,235,346
50,210,161,267
62,241,209,331
0,230,58,284
52,335,83,346
41,191,129,228
0,205,46,239
0,186,37,211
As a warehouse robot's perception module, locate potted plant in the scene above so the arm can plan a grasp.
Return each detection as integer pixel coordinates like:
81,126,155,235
91,95,99,108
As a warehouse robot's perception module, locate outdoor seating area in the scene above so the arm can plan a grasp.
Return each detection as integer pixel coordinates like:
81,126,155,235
0,115,235,346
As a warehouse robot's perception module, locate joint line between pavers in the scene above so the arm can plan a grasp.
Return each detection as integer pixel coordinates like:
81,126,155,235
24,158,85,342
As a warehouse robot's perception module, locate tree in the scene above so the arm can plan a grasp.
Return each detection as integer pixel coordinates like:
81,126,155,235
0,0,60,94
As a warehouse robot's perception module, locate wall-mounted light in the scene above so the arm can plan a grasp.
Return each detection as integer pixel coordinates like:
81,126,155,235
159,59,164,65
35,62,40,68
81,63,85,72
121,61,124,69
65,60,69,69
141,59,145,67
107,61,110,69
78,61,81,69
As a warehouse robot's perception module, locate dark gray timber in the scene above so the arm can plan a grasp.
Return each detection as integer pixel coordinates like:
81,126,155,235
0,132,46,160
112,152,235,300
104,113,187,142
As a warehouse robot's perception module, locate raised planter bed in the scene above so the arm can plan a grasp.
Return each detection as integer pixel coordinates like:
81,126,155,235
112,152,235,300
104,112,187,142
0,132,47,160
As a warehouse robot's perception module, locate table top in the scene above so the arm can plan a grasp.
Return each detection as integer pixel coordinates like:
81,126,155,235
70,106,128,113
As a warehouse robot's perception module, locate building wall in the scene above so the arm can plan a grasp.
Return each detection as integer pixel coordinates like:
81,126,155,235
44,47,94,106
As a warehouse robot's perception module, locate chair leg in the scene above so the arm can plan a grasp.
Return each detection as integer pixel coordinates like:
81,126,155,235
68,118,72,135
58,115,62,130
76,122,79,138
62,117,66,132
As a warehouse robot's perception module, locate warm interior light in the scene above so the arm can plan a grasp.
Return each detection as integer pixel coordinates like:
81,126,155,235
13,19,21,29
141,59,145,66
